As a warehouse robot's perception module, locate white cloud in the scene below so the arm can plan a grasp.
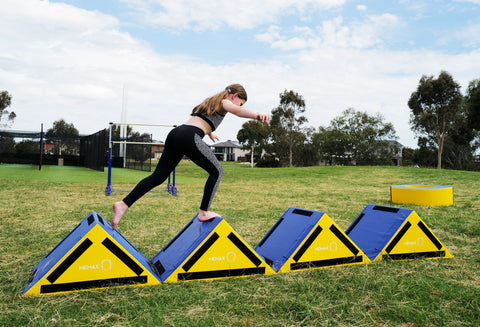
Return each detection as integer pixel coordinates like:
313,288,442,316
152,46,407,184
0,0,193,136
454,0,480,4
120,0,347,31
255,25,319,51
256,14,400,50
448,22,480,48
1,0,480,150
349,14,400,48
255,25,283,44
357,4,367,11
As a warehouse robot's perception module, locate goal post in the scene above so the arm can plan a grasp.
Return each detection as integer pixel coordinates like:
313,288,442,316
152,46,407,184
105,122,177,196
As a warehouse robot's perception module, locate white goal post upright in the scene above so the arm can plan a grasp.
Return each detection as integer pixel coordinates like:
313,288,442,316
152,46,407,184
105,122,177,196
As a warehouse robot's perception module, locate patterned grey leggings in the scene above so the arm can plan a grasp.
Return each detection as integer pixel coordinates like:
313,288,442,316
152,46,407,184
122,125,223,211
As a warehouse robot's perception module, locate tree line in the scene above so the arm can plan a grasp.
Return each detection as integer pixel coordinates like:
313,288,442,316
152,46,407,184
2,70,479,170
237,71,480,170
237,91,399,168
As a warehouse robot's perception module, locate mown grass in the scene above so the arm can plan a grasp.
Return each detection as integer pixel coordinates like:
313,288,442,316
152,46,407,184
0,162,479,326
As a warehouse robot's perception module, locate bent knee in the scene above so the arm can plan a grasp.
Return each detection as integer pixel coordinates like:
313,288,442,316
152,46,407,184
210,164,223,179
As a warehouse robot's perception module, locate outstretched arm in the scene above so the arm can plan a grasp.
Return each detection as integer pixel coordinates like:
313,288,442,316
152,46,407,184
222,99,270,124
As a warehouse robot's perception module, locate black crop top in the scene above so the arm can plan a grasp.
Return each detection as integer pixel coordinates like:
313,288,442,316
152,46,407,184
191,112,225,131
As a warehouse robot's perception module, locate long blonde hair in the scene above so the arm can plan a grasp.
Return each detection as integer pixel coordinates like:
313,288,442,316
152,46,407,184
191,84,247,116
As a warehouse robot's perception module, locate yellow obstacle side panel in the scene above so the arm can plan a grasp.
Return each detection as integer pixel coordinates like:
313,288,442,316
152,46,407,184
55,226,141,283
380,211,452,262
279,213,371,273
164,219,275,283
24,224,160,296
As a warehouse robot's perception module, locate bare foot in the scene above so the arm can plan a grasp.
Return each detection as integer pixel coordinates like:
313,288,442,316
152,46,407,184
198,210,221,222
112,201,129,229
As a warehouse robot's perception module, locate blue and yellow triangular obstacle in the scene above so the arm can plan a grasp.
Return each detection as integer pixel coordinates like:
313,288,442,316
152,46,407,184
152,216,276,283
23,212,161,296
254,208,370,273
345,204,453,262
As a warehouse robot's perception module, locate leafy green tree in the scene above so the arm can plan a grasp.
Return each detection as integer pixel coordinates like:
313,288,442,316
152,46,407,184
126,131,152,163
434,79,480,171
465,79,480,161
269,90,308,167
291,126,321,167
441,105,477,170
465,79,480,131
111,124,133,141
111,124,152,163
408,71,463,169
0,136,15,153
15,140,39,154
46,119,80,155
0,91,15,127
410,77,479,170
414,137,437,167
236,120,269,167
326,108,398,165
401,147,415,166
312,126,352,165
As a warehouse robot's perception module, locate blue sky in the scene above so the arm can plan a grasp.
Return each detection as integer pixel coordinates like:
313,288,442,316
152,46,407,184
1,0,480,148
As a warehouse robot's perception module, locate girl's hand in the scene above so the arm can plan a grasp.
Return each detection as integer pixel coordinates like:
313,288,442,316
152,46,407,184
208,133,219,142
256,113,271,124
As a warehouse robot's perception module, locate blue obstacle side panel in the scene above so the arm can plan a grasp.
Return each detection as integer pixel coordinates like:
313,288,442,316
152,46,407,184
254,208,324,272
345,204,412,262
152,216,222,282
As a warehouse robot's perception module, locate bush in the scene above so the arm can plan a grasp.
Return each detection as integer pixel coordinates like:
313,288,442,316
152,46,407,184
256,155,280,167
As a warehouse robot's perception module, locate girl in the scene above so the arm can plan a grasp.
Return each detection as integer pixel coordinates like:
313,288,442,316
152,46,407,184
111,84,270,229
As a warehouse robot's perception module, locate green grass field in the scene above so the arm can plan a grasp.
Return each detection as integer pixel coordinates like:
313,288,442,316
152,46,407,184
1,162,479,326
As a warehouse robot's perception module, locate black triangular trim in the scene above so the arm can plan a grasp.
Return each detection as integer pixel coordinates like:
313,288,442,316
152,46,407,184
227,232,262,267
383,251,446,260
290,256,364,270
177,267,265,281
182,232,219,272
385,221,412,254
329,224,359,256
40,276,147,294
417,221,443,250
292,226,323,262
47,238,93,283
102,238,144,276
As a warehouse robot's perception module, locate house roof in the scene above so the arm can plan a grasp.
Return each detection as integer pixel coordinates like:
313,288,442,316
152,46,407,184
212,140,242,148
388,140,403,148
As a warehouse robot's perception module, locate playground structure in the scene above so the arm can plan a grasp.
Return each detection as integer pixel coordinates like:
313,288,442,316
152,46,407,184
23,204,452,296
0,127,105,171
105,122,177,196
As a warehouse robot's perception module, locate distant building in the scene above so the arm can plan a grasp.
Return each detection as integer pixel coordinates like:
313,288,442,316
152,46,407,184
43,143,55,154
331,140,403,166
210,140,248,161
152,139,247,162
387,140,403,166
152,142,165,160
